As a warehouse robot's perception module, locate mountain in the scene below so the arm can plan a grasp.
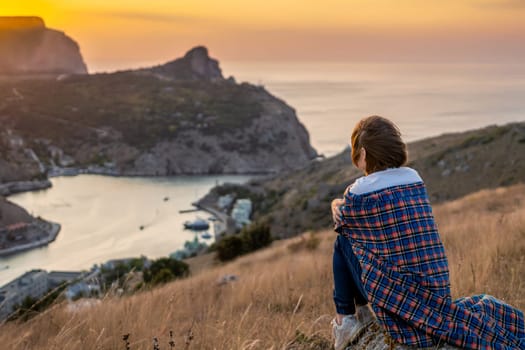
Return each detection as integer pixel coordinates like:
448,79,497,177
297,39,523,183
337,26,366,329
200,122,525,238
0,46,317,177
0,16,87,76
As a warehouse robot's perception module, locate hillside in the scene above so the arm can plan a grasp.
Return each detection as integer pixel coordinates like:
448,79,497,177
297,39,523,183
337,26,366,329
201,122,525,238
0,46,317,178
0,16,87,76
0,184,523,349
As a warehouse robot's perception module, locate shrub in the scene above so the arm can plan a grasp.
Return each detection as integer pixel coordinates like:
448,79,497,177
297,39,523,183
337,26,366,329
151,268,175,285
241,222,272,252
216,235,244,261
143,257,189,285
216,222,273,262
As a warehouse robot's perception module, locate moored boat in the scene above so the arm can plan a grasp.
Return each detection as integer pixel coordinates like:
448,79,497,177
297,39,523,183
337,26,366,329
183,218,209,230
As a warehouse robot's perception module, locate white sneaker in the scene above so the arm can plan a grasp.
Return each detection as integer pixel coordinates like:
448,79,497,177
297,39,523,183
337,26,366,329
331,313,370,350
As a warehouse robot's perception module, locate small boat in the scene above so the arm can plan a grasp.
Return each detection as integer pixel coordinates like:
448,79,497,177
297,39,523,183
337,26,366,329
183,218,209,230
201,232,212,239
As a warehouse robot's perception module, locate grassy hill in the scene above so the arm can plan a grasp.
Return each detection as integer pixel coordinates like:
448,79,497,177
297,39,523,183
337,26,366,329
1,184,523,349
201,122,525,238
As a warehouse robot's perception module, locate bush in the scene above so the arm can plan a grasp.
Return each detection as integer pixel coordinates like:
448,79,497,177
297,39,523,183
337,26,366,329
151,268,175,285
216,222,273,262
241,222,272,252
143,257,189,285
216,235,244,261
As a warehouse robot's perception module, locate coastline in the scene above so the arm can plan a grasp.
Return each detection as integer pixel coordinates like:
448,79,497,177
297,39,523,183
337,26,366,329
0,220,61,257
0,180,52,196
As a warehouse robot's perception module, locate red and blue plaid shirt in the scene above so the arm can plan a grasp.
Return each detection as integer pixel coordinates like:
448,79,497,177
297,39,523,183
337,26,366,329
336,182,525,349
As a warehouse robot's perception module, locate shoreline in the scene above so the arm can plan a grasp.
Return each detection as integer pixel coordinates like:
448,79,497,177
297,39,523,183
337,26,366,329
0,180,52,197
0,221,61,257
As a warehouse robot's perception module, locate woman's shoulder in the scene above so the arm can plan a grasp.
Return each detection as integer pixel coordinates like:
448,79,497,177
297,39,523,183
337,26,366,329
348,167,423,195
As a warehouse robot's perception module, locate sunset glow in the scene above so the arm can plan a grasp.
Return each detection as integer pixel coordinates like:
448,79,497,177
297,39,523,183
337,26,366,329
2,0,525,72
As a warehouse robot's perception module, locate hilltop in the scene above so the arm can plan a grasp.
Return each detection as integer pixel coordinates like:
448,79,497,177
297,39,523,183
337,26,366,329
0,184,523,349
201,122,525,238
0,46,317,178
0,16,87,76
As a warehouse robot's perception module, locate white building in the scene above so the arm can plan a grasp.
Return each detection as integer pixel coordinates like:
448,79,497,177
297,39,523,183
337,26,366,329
231,198,252,229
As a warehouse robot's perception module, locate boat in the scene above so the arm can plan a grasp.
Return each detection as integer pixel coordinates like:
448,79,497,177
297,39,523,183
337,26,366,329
201,232,212,239
183,218,209,230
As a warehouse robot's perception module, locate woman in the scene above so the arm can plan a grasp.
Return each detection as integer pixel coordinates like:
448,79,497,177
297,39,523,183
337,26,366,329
330,116,524,350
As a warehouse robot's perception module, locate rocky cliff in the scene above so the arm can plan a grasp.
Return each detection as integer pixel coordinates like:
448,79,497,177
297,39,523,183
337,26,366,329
0,16,87,75
0,46,317,178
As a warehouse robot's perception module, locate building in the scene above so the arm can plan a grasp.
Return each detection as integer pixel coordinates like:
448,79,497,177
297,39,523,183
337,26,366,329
231,198,252,229
0,268,99,320
217,194,234,211
48,271,83,288
0,269,49,320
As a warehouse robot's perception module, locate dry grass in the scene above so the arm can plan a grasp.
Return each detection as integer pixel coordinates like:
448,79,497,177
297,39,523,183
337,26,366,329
0,185,524,349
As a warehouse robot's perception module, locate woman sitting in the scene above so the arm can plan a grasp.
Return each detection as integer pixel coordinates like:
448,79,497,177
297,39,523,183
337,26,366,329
330,115,524,350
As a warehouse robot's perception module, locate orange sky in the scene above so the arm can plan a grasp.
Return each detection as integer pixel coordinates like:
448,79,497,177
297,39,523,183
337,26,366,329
2,0,525,72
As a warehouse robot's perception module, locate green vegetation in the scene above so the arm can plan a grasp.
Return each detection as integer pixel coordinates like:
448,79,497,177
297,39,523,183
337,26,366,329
100,256,189,290
0,72,264,154
216,222,273,261
143,257,189,286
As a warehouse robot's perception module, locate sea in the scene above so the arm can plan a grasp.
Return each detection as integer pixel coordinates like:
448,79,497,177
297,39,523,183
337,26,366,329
1,62,525,285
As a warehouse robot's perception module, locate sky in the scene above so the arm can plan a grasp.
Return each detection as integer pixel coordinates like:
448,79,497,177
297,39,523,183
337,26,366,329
1,0,525,72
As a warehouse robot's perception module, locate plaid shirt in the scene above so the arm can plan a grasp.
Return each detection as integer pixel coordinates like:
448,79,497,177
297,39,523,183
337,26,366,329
336,182,525,349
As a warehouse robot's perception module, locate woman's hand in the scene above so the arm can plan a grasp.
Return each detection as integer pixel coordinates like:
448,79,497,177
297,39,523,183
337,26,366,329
331,198,345,226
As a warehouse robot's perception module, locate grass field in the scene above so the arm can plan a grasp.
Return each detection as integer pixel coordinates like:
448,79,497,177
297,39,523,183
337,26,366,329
0,184,524,349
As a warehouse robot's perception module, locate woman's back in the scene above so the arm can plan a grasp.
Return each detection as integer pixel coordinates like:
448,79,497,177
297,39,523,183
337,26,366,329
337,180,452,346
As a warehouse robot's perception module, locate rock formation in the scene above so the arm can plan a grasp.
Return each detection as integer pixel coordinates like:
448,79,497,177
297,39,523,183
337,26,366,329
0,16,87,75
145,46,223,81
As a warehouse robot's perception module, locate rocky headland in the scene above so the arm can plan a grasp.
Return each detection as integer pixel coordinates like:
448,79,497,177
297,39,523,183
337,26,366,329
0,196,60,256
0,16,87,76
0,46,317,178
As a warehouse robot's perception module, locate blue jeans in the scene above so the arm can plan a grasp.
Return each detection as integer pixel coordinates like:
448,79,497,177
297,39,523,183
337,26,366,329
333,234,368,315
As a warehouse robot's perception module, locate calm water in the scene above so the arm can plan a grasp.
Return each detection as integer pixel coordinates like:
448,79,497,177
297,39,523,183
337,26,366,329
221,62,525,156
0,175,252,285
2,62,525,285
